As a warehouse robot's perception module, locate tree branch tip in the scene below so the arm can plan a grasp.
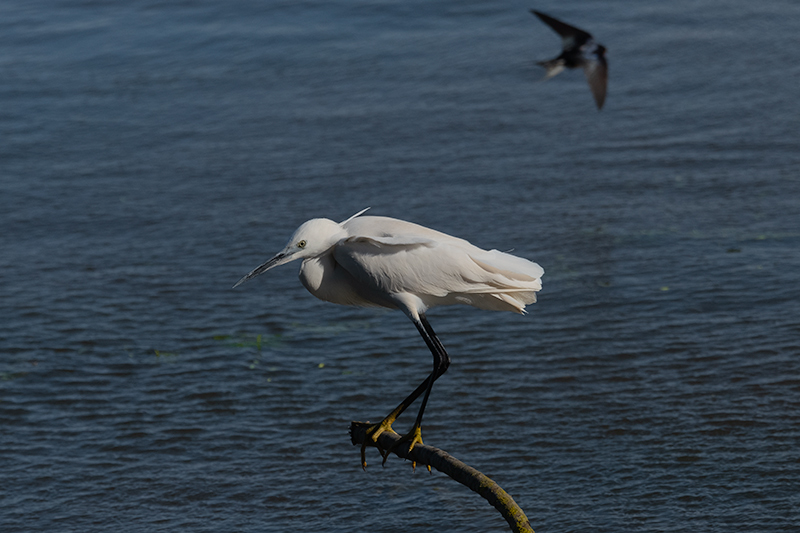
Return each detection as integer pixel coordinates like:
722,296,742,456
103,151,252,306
348,420,534,533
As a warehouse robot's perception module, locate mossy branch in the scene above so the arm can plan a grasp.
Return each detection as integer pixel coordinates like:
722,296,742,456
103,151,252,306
349,421,534,533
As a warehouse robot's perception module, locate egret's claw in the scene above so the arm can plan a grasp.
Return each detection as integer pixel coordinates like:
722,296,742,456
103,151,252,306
387,424,430,472
360,417,396,469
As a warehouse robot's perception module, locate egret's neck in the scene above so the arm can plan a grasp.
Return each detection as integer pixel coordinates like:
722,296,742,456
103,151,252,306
298,253,395,310
299,254,360,306
299,255,329,296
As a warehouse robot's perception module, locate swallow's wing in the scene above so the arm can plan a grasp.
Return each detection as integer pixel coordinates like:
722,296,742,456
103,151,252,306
583,54,608,109
531,10,593,49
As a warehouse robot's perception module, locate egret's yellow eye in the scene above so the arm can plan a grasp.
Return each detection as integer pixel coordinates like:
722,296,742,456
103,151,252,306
297,240,307,248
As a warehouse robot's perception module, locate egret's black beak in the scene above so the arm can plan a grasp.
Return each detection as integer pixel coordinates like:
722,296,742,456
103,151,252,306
232,252,287,288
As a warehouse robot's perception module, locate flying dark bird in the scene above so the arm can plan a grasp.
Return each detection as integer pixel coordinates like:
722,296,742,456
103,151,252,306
531,9,608,109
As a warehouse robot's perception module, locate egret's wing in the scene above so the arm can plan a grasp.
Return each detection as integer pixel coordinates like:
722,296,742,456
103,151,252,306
334,237,543,307
342,216,473,248
334,235,451,297
345,234,435,248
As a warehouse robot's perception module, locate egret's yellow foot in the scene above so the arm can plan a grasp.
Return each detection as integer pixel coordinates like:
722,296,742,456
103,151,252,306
387,424,430,472
360,416,397,470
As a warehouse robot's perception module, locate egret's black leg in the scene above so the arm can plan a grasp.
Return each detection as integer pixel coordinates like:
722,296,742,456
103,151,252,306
380,314,450,470
360,314,450,469
375,316,450,426
412,315,450,429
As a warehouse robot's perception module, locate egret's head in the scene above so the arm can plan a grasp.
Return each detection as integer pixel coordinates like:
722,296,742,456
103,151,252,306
233,218,346,288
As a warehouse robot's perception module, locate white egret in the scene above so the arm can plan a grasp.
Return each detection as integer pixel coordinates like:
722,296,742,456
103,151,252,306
234,209,544,468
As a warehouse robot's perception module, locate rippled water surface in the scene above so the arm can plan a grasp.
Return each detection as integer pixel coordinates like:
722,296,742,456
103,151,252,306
2,1,799,531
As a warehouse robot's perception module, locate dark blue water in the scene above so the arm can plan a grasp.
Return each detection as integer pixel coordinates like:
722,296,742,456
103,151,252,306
2,1,799,531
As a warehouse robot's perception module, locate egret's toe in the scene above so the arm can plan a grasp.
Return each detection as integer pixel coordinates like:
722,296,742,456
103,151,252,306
387,424,430,472
360,417,396,469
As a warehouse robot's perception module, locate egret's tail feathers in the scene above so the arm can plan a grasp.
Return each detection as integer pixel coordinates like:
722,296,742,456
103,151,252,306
493,291,539,313
471,252,544,283
455,253,543,313
454,290,539,314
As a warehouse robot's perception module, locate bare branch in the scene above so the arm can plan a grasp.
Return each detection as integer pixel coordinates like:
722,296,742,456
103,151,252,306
350,421,534,533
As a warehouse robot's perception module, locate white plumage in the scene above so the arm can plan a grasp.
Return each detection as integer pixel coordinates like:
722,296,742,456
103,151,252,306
236,209,543,320
234,209,543,467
